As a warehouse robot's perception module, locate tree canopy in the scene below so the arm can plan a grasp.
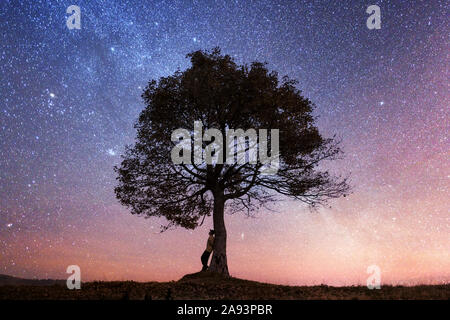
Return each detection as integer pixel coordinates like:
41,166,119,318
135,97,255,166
115,48,349,231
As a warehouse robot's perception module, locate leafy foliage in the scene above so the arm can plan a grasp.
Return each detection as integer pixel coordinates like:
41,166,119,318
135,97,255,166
114,48,349,231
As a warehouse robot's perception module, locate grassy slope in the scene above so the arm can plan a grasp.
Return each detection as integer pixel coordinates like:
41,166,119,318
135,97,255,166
0,272,448,300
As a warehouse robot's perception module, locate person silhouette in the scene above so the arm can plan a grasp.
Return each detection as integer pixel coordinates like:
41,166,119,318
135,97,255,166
201,230,215,271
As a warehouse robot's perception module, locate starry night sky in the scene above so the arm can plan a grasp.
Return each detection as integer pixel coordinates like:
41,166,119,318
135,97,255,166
0,0,448,285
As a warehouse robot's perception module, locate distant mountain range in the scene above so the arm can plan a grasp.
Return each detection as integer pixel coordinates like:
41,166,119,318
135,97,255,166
0,274,65,286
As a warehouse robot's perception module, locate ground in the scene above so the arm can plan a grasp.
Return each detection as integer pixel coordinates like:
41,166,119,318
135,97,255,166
0,272,448,300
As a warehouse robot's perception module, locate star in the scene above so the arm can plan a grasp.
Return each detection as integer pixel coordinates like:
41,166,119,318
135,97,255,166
0,0,446,286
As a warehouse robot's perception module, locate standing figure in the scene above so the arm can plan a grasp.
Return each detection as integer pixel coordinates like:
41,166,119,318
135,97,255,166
201,230,215,271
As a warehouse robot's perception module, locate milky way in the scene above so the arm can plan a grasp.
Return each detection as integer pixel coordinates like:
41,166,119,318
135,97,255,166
0,1,448,285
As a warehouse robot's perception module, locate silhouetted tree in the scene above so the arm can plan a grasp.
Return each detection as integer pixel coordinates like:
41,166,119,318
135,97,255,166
114,48,349,276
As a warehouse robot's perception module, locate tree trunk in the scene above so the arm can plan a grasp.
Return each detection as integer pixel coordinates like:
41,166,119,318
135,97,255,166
208,189,229,276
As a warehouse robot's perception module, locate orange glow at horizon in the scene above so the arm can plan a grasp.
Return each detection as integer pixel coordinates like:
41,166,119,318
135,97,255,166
1,2,449,288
